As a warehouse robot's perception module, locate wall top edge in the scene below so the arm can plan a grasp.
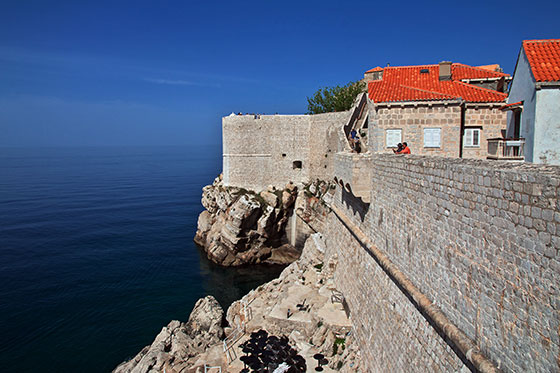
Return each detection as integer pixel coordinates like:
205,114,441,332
371,153,560,175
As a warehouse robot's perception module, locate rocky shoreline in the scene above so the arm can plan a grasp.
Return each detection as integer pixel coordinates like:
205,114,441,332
114,179,363,372
114,233,363,373
194,175,333,267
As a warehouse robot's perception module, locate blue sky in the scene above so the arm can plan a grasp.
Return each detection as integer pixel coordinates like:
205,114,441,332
0,0,558,147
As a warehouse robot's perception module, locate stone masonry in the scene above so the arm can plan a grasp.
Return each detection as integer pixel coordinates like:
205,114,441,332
332,154,560,372
368,102,507,159
222,112,349,191
463,105,507,159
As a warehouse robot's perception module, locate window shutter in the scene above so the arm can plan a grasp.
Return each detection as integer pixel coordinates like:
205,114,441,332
386,129,402,147
464,129,473,146
424,128,441,148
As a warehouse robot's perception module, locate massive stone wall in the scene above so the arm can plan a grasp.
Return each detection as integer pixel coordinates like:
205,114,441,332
222,112,349,191
323,211,468,372
330,154,560,372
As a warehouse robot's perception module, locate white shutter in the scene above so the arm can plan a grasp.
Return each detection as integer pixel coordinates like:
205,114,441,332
464,129,473,147
424,128,441,148
386,129,402,148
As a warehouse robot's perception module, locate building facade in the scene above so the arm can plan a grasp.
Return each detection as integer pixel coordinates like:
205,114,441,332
365,62,509,159
504,39,560,165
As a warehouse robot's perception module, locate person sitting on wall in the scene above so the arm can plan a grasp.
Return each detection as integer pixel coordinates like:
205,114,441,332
354,137,361,153
348,129,358,151
396,142,411,154
393,143,403,154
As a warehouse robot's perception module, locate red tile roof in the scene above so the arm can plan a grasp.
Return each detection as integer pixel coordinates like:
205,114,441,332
366,66,384,73
451,63,508,80
523,39,560,82
366,63,508,103
476,64,501,72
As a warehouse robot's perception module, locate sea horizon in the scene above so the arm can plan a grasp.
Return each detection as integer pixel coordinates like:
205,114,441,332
0,145,283,372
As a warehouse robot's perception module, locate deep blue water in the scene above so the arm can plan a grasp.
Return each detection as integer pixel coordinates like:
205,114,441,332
0,146,284,372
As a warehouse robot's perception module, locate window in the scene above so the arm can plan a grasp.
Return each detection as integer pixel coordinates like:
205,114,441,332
423,128,441,148
464,128,481,147
292,161,302,169
386,129,402,148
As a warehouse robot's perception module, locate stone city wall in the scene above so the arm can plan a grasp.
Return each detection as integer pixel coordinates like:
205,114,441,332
330,154,560,372
322,211,468,372
222,112,349,191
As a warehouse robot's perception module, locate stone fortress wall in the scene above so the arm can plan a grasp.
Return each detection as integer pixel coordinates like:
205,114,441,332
221,97,558,372
222,111,349,191
331,154,560,372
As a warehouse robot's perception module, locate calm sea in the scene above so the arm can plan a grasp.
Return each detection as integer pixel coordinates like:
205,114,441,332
0,146,284,372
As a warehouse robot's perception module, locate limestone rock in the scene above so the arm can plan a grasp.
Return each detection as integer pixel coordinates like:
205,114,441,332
194,178,305,266
260,190,279,207
113,296,224,373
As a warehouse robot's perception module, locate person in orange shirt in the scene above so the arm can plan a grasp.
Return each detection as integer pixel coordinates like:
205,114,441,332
400,142,411,154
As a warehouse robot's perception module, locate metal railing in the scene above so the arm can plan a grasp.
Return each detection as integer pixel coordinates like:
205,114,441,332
487,138,525,161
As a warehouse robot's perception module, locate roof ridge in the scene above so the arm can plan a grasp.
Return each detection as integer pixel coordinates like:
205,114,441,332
400,84,456,98
452,63,509,77
453,80,508,97
385,64,438,69
524,39,560,44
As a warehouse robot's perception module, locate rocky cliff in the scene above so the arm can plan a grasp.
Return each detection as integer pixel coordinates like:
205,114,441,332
113,296,225,373
194,175,333,266
114,233,364,373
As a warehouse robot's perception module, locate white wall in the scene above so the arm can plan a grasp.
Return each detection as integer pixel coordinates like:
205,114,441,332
534,88,560,165
507,48,537,162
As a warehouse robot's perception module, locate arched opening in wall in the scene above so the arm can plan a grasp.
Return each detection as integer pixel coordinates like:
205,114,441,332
282,153,286,158
292,161,302,170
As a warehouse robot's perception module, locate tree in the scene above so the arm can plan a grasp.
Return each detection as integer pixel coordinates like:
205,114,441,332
306,80,366,114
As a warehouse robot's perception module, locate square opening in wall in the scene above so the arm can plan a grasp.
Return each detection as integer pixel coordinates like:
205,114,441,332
293,161,302,169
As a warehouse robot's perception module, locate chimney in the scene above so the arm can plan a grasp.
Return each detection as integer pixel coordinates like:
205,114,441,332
439,61,452,80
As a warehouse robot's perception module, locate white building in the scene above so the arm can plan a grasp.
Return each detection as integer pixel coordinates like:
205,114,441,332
504,39,560,165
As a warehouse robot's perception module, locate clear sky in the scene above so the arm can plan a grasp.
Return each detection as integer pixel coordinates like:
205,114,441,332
0,0,558,147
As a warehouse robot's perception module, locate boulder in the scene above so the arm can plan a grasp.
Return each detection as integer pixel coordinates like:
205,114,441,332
113,296,224,373
260,190,279,207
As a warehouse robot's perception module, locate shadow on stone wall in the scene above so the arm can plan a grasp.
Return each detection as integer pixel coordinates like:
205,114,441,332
335,178,370,222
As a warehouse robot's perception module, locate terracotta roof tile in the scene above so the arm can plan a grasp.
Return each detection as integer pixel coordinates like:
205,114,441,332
452,63,508,80
476,64,501,71
366,63,508,103
523,39,560,82
366,66,384,73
